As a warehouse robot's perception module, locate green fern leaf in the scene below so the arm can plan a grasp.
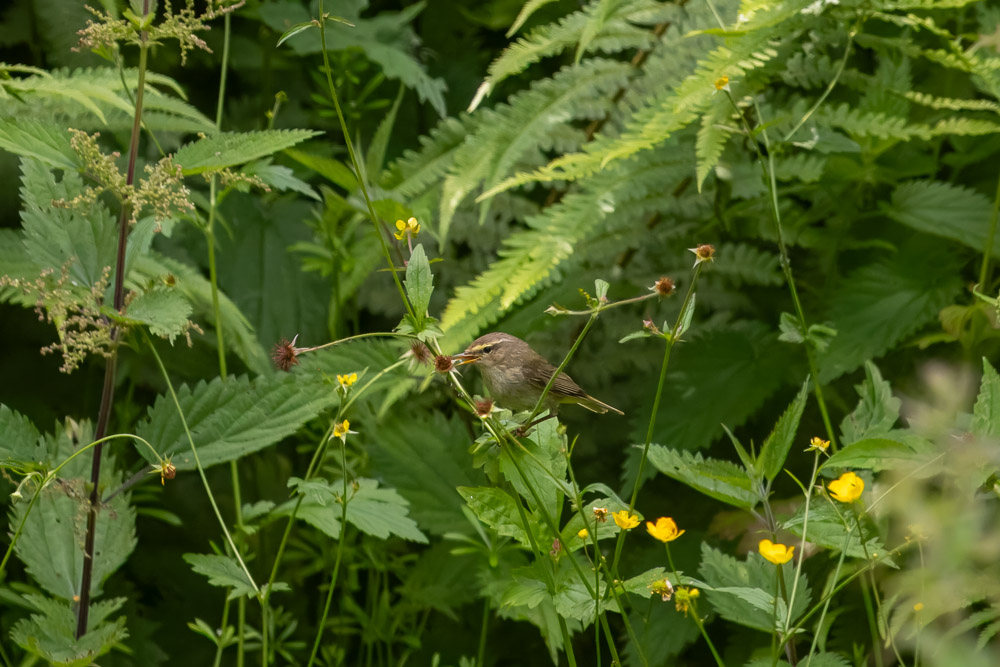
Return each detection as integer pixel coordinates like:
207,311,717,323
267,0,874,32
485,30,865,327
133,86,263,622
900,90,1000,114
440,58,632,240
174,129,322,175
695,94,732,191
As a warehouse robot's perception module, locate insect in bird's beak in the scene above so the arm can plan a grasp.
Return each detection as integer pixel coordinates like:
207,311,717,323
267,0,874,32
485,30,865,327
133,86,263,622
450,352,480,366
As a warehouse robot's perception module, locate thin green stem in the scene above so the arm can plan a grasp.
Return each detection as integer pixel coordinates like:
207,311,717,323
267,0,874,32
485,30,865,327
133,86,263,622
306,436,351,666
689,601,726,667
315,0,414,320
477,597,490,667
0,476,43,578
212,598,230,667
723,90,838,450
781,30,856,143
783,453,820,633
145,334,259,592
977,168,1000,289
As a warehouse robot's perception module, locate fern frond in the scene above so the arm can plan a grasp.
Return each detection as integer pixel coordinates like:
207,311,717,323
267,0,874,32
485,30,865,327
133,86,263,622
710,244,782,286
174,129,323,175
441,151,691,343
483,0,664,91
817,103,932,140
695,95,733,191
439,58,632,241
382,115,472,199
483,24,790,194
774,153,826,182
900,90,1000,114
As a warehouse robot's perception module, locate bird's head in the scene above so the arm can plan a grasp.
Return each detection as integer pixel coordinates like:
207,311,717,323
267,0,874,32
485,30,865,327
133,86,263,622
451,332,528,372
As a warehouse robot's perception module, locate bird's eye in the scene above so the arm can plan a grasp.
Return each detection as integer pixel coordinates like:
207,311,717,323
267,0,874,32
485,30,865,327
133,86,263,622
481,345,494,354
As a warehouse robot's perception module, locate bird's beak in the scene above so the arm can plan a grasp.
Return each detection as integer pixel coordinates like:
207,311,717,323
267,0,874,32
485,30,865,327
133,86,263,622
450,351,480,366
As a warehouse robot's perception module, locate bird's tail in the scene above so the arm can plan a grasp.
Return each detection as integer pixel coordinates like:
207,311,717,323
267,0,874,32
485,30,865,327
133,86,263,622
571,394,624,416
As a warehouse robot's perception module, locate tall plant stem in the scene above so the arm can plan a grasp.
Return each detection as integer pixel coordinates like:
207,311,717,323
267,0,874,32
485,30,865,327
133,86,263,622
76,2,150,638
306,436,351,666
724,90,838,450
316,0,414,320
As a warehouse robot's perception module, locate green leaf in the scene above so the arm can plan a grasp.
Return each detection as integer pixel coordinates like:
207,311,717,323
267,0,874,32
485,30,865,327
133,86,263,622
12,427,136,602
173,129,322,175
11,595,127,667
0,119,77,170
0,404,43,469
699,544,810,632
346,478,428,543
135,373,337,470
972,358,1000,438
283,148,359,190
647,447,759,509
818,237,962,382
19,157,116,288
783,501,888,562
405,243,434,326
183,553,276,600
458,485,531,546
369,412,487,535
242,159,321,200
887,180,998,257
840,362,901,445
759,380,809,482
822,438,933,472
119,286,192,341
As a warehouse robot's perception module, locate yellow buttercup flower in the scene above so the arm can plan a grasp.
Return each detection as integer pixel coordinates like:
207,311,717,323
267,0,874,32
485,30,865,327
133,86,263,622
577,528,589,539
394,217,420,240
337,372,357,388
808,436,830,452
714,76,729,91
828,471,864,503
333,420,351,440
646,517,685,543
758,539,795,565
612,510,639,530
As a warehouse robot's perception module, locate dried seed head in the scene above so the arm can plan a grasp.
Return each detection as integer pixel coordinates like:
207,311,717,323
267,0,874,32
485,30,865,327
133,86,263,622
689,244,716,266
474,399,495,419
434,354,454,373
271,337,300,371
651,276,675,297
409,341,433,365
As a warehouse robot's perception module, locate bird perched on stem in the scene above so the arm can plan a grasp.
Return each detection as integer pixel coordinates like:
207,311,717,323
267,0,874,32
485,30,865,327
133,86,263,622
451,332,623,419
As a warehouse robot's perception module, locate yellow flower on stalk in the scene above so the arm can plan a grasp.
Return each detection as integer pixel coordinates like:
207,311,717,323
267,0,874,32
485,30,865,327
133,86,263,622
613,510,640,530
577,528,589,539
337,372,357,388
808,436,830,452
394,217,420,240
675,587,700,615
714,76,729,91
646,517,685,543
758,539,795,565
828,471,864,503
333,420,352,440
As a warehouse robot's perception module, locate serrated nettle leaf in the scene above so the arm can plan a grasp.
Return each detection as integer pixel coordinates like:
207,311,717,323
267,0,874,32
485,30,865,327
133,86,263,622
183,553,274,600
783,502,890,563
173,129,323,175
120,286,192,341
778,311,805,344
345,478,428,543
972,358,1000,438
759,380,809,482
405,244,434,325
0,119,78,170
647,446,759,509
458,485,532,546
288,476,339,506
555,578,618,623
699,544,810,632
11,595,127,667
711,586,789,629
840,362,901,445
135,373,336,471
0,404,44,469
501,571,550,609
12,431,135,603
822,438,932,472
887,180,998,257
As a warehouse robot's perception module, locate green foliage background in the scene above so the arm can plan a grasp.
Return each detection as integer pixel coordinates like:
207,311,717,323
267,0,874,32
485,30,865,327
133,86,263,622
2,0,1000,665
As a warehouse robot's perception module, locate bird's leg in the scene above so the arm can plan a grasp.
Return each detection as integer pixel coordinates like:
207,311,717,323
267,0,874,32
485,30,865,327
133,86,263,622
514,413,556,438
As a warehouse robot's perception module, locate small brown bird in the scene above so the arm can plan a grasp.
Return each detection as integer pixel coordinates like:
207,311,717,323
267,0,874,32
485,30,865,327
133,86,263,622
451,332,623,416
